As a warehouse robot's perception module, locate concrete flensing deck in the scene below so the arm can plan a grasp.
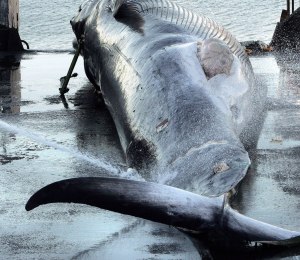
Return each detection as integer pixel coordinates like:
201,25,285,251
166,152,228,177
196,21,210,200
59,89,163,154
0,52,299,258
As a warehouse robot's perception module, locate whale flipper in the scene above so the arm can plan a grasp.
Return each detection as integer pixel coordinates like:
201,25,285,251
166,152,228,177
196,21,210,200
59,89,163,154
26,177,214,231
111,0,145,33
26,177,300,246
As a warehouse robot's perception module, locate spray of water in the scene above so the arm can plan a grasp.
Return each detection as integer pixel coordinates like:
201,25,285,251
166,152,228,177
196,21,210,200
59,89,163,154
0,119,143,180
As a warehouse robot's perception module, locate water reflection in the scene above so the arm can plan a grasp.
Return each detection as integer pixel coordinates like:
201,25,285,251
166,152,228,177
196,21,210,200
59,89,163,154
0,62,21,114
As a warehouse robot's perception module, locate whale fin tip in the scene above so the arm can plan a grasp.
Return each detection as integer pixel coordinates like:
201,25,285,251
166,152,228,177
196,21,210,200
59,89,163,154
259,235,300,247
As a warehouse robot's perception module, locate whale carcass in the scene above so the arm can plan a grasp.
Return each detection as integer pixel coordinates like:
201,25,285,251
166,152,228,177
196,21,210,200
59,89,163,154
26,0,300,245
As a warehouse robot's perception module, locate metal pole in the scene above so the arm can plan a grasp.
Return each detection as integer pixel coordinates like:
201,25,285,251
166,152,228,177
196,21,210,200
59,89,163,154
292,0,294,13
287,0,290,15
59,38,83,95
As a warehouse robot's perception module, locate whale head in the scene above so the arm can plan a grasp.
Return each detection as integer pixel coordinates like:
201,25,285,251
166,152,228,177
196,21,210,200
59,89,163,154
165,141,251,197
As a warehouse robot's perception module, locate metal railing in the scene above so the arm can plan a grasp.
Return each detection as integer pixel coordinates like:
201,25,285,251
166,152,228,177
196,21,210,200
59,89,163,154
280,0,299,22
286,0,299,15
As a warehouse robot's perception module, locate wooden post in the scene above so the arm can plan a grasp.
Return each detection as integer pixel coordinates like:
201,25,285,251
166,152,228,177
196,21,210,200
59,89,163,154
0,0,23,51
0,0,19,29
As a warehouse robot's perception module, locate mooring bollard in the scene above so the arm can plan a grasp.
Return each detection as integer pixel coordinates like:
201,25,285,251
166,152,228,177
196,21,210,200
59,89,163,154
0,0,23,51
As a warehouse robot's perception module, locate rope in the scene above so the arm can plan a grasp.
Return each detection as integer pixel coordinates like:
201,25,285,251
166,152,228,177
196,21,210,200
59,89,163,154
21,40,30,49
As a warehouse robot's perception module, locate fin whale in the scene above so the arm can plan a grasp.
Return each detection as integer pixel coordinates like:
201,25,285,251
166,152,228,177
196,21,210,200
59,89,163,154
69,0,258,196
25,0,299,247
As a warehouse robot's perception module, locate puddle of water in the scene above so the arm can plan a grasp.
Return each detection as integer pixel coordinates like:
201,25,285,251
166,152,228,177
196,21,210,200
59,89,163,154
0,52,87,114
257,110,300,150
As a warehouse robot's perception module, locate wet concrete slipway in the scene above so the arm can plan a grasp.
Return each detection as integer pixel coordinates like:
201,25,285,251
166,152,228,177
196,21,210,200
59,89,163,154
0,50,300,259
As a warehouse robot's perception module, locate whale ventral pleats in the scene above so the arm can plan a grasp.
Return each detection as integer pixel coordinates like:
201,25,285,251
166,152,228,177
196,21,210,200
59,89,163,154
111,0,145,34
197,38,234,79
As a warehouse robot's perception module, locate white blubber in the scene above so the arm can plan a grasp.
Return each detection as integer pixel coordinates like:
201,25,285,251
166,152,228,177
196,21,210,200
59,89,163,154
198,38,234,79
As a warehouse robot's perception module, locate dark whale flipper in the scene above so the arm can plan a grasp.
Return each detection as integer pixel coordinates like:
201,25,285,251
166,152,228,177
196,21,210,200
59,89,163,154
111,0,145,33
26,177,209,231
26,177,300,246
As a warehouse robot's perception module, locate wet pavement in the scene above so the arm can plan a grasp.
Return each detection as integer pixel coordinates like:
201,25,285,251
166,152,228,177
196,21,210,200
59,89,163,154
232,54,300,233
0,51,300,259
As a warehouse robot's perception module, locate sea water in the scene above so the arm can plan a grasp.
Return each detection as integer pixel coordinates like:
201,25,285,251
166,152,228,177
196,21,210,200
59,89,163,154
19,0,290,51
